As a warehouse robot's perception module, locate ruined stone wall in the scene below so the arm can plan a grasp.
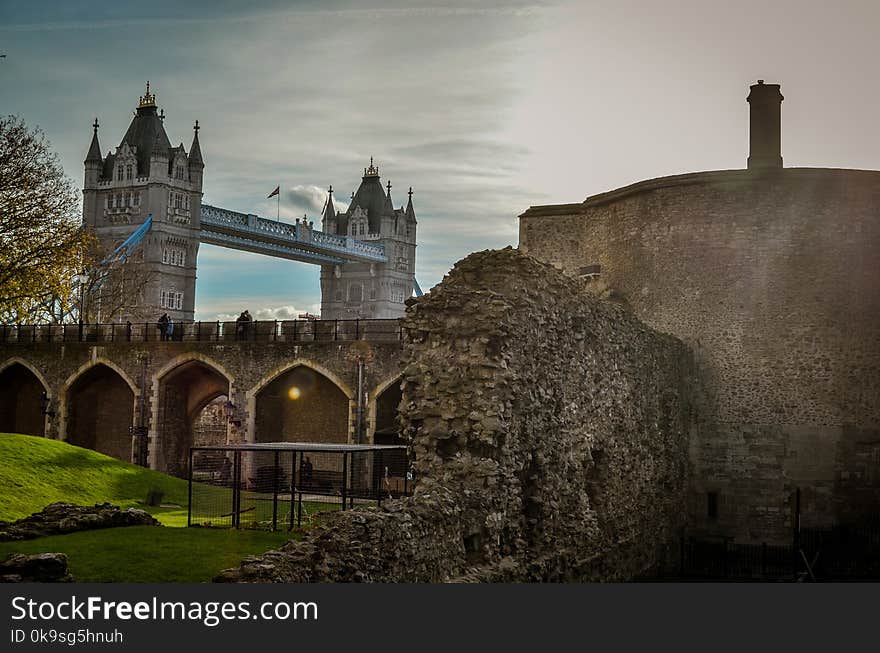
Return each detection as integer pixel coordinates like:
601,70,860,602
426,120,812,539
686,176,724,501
217,248,696,582
519,167,880,542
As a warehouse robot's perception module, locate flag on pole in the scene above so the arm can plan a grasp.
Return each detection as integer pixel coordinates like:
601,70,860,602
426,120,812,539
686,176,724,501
267,186,280,199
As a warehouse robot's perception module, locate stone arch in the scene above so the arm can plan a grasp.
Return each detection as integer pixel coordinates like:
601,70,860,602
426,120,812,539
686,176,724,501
0,357,51,437
248,359,353,445
150,353,233,477
368,374,404,445
62,360,137,462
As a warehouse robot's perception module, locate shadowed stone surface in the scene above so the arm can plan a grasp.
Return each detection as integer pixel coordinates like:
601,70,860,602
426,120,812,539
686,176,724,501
0,552,73,583
0,502,160,542
216,248,697,582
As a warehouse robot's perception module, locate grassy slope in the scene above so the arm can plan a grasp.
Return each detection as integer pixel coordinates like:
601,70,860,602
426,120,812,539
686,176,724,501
0,432,315,581
0,432,190,524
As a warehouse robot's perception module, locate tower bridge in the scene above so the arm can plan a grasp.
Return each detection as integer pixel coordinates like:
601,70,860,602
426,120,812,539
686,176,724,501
0,83,419,474
82,83,418,323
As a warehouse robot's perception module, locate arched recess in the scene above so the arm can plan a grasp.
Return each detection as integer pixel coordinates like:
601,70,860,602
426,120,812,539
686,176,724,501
250,361,352,444
152,355,232,477
0,358,50,437
64,363,136,462
369,374,404,445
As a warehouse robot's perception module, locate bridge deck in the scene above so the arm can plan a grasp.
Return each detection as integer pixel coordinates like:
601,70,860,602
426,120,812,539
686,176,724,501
200,204,387,265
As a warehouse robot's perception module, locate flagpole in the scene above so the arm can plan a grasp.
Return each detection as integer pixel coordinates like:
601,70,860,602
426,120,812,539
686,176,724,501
277,186,280,222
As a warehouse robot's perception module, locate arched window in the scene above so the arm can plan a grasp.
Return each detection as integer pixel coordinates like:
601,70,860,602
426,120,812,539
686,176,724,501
116,166,123,181
126,165,133,180
349,284,362,303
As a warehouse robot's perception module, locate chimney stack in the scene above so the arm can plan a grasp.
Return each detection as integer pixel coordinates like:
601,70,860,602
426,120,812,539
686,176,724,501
747,80,784,169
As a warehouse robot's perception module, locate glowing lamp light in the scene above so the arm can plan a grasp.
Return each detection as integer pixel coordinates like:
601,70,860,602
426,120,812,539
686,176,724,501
288,386,302,400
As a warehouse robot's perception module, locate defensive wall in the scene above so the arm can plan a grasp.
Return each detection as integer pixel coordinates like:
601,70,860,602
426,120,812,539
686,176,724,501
217,248,697,582
0,321,405,477
519,167,880,542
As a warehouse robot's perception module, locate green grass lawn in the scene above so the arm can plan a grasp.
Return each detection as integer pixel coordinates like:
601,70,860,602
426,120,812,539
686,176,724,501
0,526,293,582
0,432,340,581
0,432,189,525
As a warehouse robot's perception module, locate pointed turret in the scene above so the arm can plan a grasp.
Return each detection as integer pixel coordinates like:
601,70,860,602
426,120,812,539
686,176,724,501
322,184,337,230
405,186,417,223
85,118,102,163
189,120,203,166
84,118,103,192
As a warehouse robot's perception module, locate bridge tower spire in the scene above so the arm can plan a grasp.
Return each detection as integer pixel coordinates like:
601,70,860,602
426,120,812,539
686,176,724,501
82,83,203,322
320,159,418,320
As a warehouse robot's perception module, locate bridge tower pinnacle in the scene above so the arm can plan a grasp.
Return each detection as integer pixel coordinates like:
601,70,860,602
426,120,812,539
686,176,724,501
82,83,203,322
320,160,417,320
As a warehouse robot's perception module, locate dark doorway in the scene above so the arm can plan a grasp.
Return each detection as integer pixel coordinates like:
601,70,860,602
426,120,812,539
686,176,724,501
66,363,134,461
0,363,47,437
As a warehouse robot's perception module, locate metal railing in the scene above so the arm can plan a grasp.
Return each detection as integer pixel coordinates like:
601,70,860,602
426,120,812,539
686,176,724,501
188,445,413,531
0,318,403,345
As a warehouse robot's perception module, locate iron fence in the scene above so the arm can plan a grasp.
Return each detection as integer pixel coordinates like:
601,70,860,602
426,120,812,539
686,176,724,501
188,443,412,531
678,517,880,581
0,318,402,345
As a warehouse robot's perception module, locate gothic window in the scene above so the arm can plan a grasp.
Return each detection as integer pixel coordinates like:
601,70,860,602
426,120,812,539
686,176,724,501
134,192,140,206
349,284,362,303
175,165,184,180
116,166,123,181
369,286,377,301
126,165,133,180
125,193,131,207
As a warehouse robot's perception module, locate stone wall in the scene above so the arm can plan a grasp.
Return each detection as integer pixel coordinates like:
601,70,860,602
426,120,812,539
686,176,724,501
0,338,405,474
217,248,696,582
519,167,880,542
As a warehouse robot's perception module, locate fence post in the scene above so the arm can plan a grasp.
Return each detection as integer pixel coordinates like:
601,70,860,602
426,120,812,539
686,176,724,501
292,319,298,342
197,321,202,342
187,449,193,527
334,319,339,341
274,320,278,342
17,323,22,343
143,322,148,342
272,450,280,531
355,319,360,340
792,487,801,580
232,450,242,529
296,451,303,528
341,452,348,511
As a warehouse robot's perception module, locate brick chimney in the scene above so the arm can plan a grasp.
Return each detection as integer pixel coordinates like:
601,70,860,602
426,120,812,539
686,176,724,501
747,80,784,169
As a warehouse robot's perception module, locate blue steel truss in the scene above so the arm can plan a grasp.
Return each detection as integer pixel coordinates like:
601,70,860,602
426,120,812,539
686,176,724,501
199,204,387,265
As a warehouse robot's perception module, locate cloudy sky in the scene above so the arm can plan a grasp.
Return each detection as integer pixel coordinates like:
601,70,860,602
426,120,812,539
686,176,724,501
2,0,878,320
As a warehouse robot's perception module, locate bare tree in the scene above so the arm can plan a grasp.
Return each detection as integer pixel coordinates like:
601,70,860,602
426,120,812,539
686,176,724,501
0,115,91,322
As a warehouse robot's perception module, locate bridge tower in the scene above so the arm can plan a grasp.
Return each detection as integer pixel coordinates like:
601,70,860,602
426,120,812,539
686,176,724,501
320,160,417,319
82,82,203,322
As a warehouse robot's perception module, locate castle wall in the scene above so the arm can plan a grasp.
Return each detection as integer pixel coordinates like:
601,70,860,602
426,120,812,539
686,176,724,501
519,167,880,542
217,249,696,582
